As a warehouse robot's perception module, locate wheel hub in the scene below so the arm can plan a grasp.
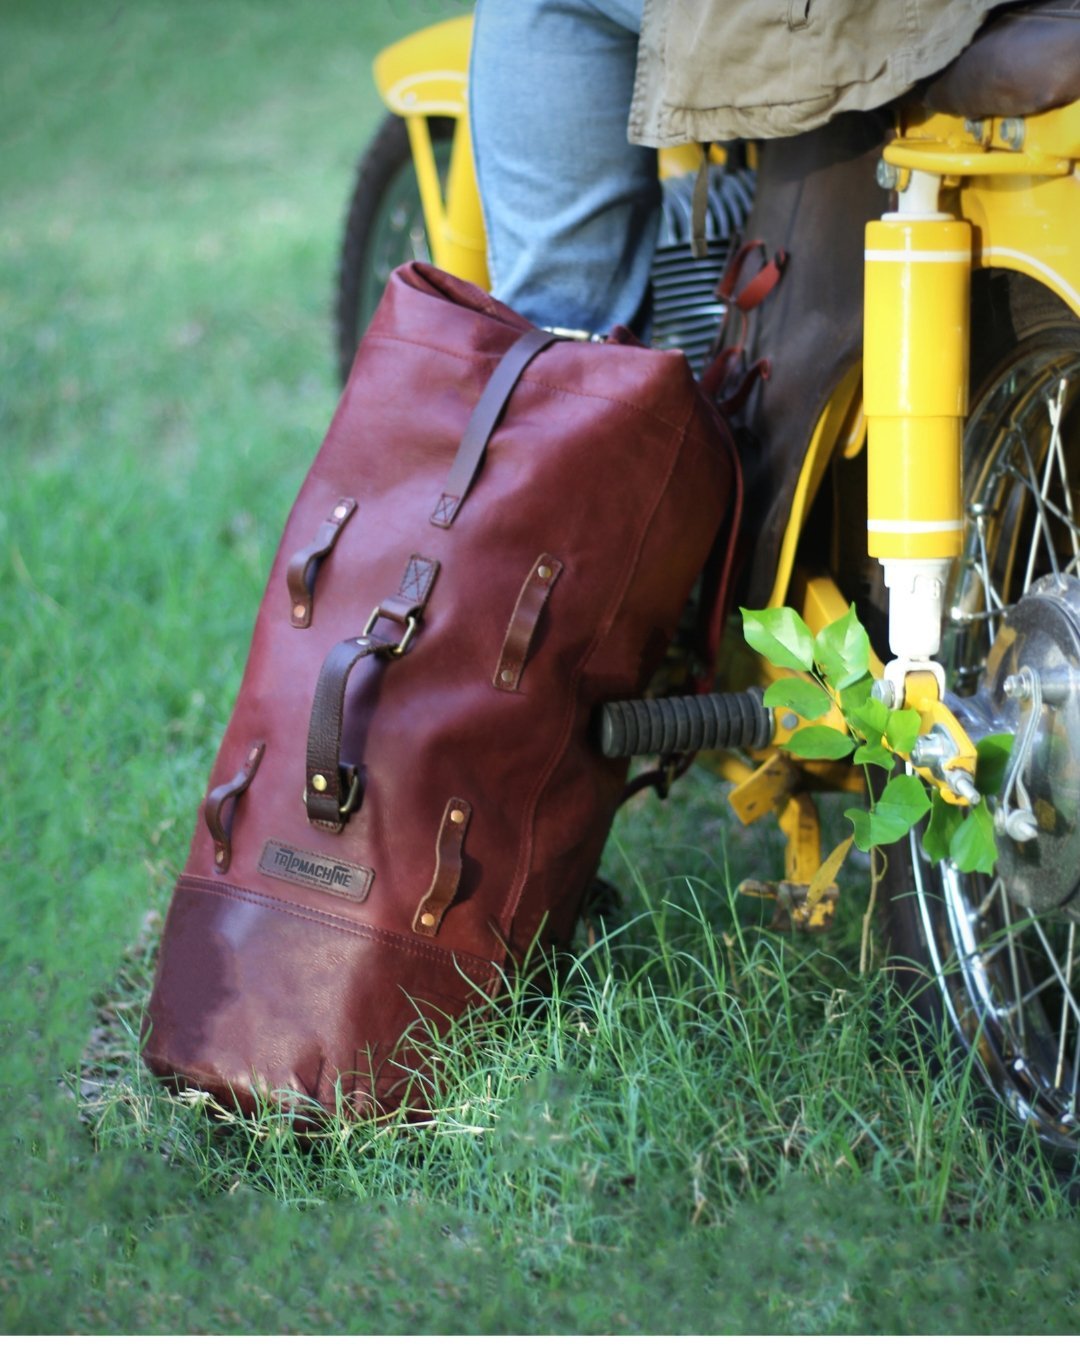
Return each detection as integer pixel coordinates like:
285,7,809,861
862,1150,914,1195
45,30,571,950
975,574,1080,919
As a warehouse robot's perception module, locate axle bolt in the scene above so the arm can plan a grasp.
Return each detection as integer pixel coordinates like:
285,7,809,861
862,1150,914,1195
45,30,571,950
870,678,897,708
910,730,951,769
999,117,1025,150
1004,670,1034,702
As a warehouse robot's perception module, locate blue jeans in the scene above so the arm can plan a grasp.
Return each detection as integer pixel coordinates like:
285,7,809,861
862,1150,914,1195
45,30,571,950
469,0,656,335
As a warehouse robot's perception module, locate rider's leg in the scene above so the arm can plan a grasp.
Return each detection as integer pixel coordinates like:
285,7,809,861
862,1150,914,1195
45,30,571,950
469,0,658,335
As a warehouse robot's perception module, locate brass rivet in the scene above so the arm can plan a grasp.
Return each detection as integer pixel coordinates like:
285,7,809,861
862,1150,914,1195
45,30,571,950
420,912,436,927
499,668,514,685
537,565,552,580
293,604,306,619
450,808,465,824
333,504,348,519
312,773,328,792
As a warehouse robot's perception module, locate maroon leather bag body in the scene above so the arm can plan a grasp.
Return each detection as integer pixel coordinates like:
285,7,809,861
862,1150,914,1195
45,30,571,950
144,262,737,1117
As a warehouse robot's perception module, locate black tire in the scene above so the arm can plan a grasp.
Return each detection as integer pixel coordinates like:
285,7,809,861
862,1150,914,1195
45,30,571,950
883,271,1080,1166
334,113,454,385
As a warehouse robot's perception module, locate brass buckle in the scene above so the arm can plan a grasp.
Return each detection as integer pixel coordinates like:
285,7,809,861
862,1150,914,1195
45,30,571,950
362,606,418,658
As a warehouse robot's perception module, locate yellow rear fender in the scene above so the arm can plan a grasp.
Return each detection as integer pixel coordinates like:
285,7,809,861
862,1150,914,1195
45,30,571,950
371,15,487,285
373,14,473,119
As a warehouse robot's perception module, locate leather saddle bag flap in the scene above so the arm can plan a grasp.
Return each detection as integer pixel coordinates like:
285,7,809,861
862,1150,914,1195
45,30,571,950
143,261,737,1118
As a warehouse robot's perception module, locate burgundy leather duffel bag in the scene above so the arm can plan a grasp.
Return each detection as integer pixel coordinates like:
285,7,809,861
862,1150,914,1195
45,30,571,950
143,261,738,1118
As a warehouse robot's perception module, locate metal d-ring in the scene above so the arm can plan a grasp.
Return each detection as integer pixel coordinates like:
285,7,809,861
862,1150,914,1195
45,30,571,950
362,605,418,658
338,767,362,817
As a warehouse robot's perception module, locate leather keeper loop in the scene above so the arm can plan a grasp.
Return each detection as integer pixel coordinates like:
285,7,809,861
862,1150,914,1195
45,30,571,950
287,497,357,628
204,740,265,872
493,553,563,692
412,798,472,936
431,328,561,529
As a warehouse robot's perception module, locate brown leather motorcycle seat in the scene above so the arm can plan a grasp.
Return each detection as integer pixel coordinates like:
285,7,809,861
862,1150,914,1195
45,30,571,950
923,1,1080,118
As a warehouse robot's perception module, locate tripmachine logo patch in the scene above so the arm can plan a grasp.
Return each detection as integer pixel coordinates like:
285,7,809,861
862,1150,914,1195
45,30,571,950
258,839,374,902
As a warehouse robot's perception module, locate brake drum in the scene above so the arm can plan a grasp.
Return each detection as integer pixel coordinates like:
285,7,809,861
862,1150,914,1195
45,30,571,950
982,575,1080,919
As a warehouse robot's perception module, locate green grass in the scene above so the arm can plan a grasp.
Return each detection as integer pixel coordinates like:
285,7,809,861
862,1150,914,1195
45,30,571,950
3,0,1080,1334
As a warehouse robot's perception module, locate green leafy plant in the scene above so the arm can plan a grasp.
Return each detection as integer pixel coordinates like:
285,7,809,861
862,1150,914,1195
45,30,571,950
741,605,1002,876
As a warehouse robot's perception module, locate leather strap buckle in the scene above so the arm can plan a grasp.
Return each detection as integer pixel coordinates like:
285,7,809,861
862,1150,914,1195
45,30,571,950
362,605,418,658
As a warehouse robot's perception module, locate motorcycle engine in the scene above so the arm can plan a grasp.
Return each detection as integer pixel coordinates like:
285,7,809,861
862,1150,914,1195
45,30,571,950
650,165,755,375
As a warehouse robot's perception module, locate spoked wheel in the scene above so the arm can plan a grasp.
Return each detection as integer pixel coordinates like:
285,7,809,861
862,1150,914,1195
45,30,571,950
885,273,1080,1164
334,113,452,384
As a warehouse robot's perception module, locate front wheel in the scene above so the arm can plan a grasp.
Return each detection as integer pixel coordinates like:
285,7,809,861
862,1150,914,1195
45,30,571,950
884,272,1080,1165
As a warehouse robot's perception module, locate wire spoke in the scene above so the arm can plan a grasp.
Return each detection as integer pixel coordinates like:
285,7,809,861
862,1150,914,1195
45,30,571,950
1072,998,1080,1106
1029,915,1080,1030
1018,969,1067,1009
1055,923,1077,1090
998,886,1030,1046
1003,468,1080,541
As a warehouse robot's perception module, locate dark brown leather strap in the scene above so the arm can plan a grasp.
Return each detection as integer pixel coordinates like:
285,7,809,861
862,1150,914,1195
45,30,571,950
287,497,357,628
204,740,266,871
492,553,563,692
305,555,440,831
430,328,562,529
412,798,472,936
305,634,394,831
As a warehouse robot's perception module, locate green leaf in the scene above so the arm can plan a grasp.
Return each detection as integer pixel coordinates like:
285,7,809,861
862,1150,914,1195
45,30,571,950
879,772,933,820
885,708,921,756
844,807,878,852
974,733,1016,797
854,743,895,770
922,789,962,864
839,675,875,716
845,773,931,848
763,677,832,721
950,799,998,875
845,695,890,743
740,606,814,673
813,605,871,690
785,726,855,761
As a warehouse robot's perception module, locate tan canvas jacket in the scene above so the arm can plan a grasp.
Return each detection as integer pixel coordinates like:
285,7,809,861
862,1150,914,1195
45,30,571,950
630,0,1012,145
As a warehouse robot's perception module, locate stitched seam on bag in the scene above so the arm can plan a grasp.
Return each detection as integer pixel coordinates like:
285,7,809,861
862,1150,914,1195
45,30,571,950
177,875,496,979
400,555,438,604
519,377,688,429
497,406,695,937
360,333,689,432
431,494,458,526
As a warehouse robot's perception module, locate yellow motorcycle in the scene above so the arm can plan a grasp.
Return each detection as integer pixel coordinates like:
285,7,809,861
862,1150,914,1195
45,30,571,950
334,13,1080,1164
